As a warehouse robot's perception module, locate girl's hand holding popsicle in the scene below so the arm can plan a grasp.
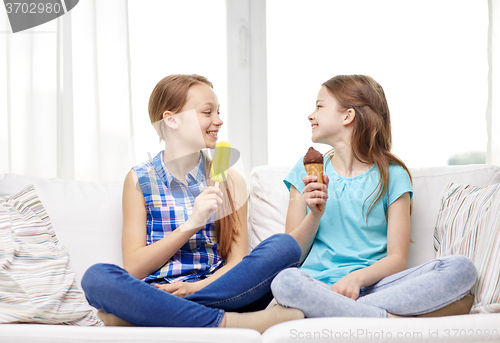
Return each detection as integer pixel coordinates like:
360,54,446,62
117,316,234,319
182,141,231,232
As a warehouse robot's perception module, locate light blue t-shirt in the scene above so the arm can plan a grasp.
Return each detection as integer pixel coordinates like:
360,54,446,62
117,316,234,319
284,157,413,285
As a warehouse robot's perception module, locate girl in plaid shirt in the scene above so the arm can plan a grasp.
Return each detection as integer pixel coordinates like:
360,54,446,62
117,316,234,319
82,74,303,332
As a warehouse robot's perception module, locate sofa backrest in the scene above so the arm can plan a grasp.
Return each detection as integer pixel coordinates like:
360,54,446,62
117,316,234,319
247,164,500,268
2,164,500,286
0,174,124,286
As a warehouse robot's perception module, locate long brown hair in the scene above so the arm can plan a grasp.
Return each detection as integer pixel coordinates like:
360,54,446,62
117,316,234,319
148,74,239,259
202,156,240,259
322,75,412,218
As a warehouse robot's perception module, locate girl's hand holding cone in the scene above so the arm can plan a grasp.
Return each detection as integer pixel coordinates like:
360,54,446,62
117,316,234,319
302,173,329,214
303,147,327,212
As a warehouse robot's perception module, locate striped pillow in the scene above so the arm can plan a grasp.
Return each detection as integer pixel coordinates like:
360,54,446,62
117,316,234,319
0,185,102,325
434,183,500,313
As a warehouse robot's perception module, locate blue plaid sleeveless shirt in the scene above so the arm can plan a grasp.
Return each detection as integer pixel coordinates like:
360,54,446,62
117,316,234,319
133,151,222,283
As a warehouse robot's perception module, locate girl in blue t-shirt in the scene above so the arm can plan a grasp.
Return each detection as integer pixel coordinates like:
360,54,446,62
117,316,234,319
82,74,303,331
271,75,477,318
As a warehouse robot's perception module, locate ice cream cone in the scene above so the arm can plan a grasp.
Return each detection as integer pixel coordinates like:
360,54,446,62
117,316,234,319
304,163,324,211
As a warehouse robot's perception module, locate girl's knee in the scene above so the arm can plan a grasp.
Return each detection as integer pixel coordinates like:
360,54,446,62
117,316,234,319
443,255,477,289
263,233,292,245
265,233,302,262
82,263,126,308
271,268,308,296
81,263,120,293
271,268,301,306
82,264,102,288
272,268,293,292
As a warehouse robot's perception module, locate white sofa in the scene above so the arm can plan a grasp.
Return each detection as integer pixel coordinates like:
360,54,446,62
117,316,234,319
1,164,500,343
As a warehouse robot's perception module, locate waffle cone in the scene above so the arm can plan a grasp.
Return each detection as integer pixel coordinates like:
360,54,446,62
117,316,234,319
304,163,323,183
304,163,324,211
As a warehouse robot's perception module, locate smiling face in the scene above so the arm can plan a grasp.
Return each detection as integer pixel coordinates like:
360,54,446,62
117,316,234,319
173,83,222,149
308,85,348,145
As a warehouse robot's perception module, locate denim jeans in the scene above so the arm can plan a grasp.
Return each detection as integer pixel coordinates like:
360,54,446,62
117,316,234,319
271,255,477,318
81,233,301,327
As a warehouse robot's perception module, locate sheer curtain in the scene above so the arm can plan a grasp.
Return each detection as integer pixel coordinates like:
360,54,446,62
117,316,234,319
1,1,499,182
0,0,135,182
488,0,500,165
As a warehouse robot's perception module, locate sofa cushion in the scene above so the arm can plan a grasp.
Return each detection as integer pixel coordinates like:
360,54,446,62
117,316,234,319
262,313,500,342
0,185,101,325
435,182,500,313
0,324,263,343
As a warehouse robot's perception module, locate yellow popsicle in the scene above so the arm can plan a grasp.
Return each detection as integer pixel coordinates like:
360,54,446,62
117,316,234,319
210,141,231,182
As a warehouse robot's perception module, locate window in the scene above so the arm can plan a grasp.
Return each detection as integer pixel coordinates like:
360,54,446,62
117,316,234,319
266,0,488,168
128,0,227,163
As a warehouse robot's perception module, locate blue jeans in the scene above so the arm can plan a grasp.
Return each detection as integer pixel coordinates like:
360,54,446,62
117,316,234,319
271,255,477,317
81,233,301,327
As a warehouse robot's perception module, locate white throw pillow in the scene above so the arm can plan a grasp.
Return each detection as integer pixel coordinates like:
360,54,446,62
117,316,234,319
247,166,291,251
0,185,102,325
434,183,500,313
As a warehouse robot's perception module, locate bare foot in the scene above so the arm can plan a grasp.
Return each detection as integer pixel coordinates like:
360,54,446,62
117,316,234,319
387,313,403,318
387,295,474,318
97,309,135,326
223,304,304,333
